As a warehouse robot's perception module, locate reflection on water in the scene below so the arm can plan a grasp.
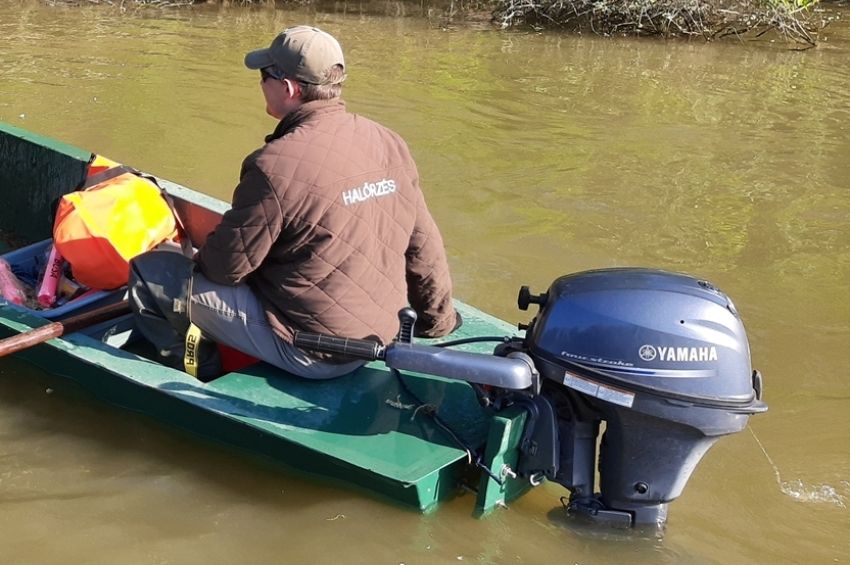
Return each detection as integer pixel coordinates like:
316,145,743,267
1,0,849,563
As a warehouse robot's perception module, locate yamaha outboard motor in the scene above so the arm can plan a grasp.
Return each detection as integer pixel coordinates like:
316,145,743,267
293,267,766,529
519,268,767,527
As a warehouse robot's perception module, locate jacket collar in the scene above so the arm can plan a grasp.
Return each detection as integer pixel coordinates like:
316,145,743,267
265,99,346,143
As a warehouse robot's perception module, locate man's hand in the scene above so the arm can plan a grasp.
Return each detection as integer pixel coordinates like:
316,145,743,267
452,311,463,333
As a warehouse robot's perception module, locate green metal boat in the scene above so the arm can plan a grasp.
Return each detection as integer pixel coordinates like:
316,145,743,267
0,122,766,529
0,122,530,516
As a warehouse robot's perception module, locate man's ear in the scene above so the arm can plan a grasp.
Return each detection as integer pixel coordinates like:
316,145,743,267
283,78,301,99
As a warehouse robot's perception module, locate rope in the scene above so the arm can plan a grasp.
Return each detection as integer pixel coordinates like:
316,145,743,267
390,368,505,486
433,336,510,348
384,395,415,410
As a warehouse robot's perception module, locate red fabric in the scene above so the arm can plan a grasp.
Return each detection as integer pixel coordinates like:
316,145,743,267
217,343,259,373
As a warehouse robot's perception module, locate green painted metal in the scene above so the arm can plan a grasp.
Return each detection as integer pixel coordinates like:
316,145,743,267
475,406,532,514
0,122,533,514
0,123,90,243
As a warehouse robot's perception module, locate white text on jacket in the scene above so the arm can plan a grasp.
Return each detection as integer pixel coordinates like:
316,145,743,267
341,179,397,206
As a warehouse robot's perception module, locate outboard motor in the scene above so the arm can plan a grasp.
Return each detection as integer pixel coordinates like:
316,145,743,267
293,267,766,529
518,268,767,527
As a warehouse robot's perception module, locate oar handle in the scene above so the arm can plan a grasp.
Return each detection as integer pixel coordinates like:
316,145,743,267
57,299,131,333
0,299,131,358
0,322,64,357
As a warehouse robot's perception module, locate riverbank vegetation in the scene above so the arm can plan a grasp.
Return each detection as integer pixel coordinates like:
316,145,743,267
493,0,827,45
46,0,837,46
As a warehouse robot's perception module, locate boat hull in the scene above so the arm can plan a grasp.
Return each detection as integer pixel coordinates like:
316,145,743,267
0,122,531,514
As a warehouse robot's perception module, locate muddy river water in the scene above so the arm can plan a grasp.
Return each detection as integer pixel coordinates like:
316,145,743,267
0,1,849,563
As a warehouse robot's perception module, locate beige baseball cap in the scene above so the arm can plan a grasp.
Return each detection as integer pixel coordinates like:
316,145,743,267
244,26,346,85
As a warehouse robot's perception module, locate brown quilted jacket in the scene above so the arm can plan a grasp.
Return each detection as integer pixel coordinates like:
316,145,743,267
196,99,457,347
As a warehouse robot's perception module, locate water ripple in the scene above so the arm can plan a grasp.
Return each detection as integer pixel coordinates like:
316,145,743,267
751,428,848,510
780,479,847,509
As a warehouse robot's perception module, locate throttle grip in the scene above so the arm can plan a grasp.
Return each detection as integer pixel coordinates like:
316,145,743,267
293,331,386,361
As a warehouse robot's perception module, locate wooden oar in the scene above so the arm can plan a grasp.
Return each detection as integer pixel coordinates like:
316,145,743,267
0,299,131,358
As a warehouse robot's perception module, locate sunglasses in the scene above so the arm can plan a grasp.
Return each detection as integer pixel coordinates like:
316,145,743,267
260,66,286,82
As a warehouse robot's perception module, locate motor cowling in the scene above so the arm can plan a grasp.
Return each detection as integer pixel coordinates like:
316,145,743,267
519,268,766,527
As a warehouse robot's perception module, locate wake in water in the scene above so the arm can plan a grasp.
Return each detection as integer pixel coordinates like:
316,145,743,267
749,428,847,509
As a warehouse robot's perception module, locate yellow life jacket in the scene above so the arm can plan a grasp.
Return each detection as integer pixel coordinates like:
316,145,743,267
52,155,179,290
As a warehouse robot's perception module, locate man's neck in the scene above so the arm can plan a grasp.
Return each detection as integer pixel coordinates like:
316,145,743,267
265,99,344,143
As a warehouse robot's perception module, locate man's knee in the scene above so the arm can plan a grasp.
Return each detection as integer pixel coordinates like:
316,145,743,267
129,250,194,329
129,249,193,289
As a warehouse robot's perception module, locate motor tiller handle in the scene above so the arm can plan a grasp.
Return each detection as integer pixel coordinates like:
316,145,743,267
293,331,386,361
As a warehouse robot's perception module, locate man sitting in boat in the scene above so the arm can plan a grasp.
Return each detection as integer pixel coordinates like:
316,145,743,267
129,25,461,380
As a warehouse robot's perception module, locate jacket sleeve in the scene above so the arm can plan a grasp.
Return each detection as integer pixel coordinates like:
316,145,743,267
405,188,457,337
195,163,283,285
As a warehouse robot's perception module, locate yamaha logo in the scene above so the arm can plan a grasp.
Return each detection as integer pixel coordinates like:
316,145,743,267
638,344,719,363
638,344,657,361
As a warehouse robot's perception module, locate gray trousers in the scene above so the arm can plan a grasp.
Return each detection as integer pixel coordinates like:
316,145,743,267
128,249,363,380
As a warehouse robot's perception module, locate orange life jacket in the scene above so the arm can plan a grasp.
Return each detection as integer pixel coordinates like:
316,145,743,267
52,155,179,290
